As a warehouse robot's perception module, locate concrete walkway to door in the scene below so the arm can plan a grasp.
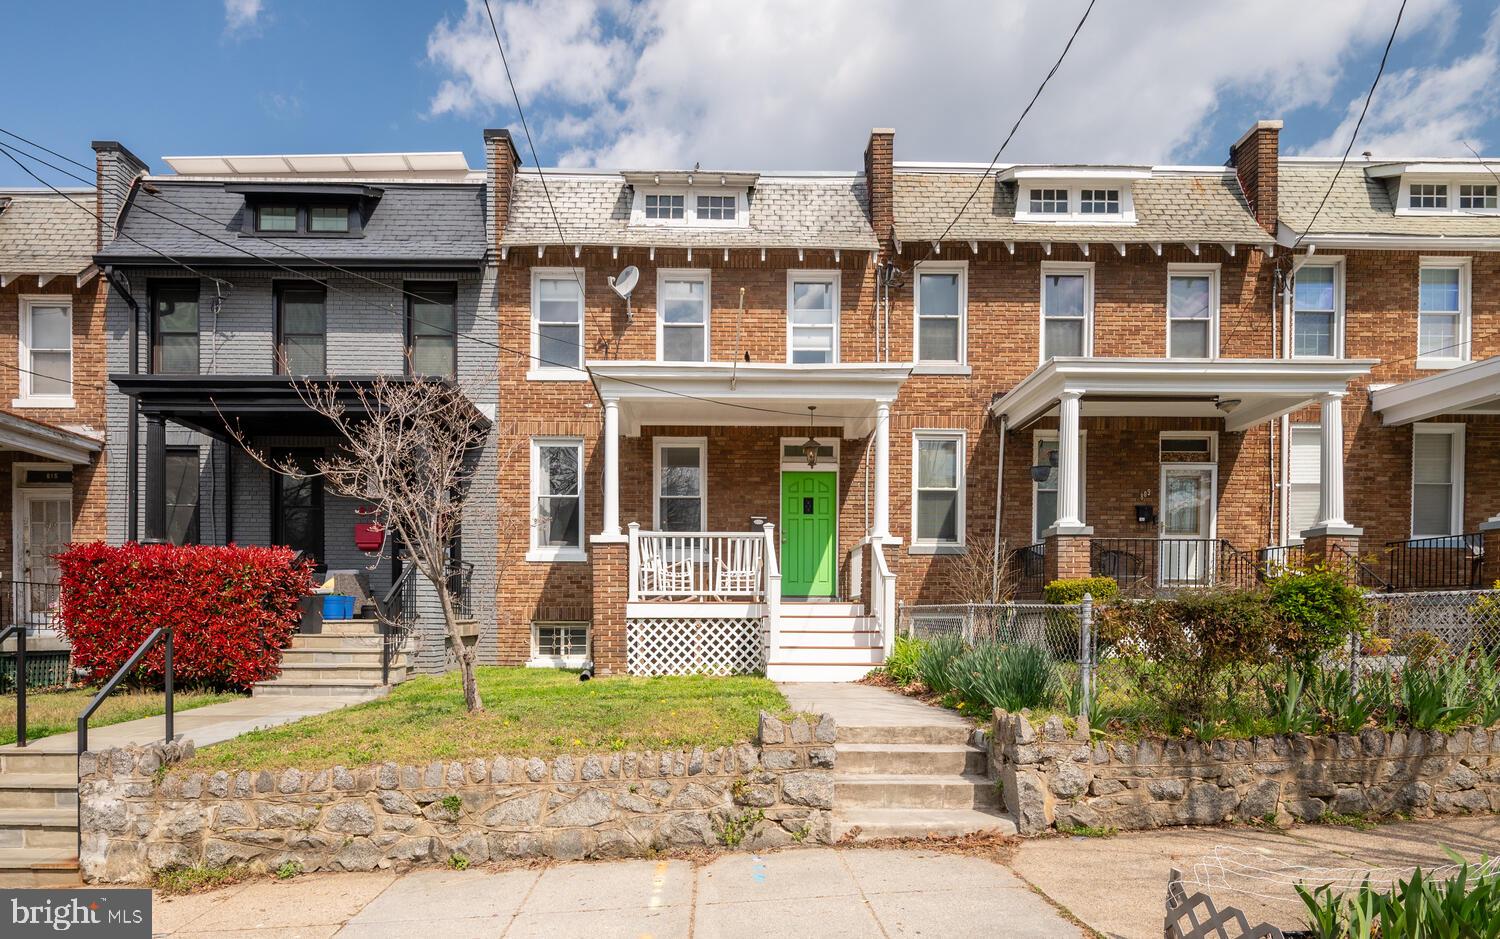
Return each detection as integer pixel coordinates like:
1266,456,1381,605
778,681,975,738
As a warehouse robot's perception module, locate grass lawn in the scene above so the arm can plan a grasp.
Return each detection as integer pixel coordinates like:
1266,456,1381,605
185,667,788,771
0,688,244,747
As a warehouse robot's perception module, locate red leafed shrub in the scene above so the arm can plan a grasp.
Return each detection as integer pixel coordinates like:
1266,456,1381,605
57,542,315,692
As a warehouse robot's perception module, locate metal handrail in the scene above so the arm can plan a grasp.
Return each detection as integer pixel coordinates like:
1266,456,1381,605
1,624,27,747
77,626,173,755
1332,543,1394,592
378,564,418,686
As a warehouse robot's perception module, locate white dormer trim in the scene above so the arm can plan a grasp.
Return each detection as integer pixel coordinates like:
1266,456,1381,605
1013,179,1139,226
628,183,751,229
1392,174,1500,217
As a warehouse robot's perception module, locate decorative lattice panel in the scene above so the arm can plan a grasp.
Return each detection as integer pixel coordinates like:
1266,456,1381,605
626,617,764,676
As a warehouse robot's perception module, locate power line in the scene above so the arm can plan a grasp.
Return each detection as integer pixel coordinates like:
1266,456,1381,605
1,135,896,424
901,0,1098,274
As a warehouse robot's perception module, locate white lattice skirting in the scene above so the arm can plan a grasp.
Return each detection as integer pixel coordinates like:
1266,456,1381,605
626,618,765,676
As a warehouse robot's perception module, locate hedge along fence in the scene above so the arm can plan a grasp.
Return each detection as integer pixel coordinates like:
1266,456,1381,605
58,543,315,692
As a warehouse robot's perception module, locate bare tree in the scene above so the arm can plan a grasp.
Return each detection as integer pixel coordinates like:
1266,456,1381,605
946,539,1015,604
231,374,494,712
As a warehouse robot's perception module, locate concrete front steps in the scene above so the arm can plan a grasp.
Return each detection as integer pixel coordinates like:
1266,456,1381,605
0,747,79,886
833,721,1016,840
253,619,405,698
765,603,884,683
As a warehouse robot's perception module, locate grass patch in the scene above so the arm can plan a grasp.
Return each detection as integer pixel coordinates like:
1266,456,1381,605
1317,811,1378,830
153,864,251,895
1058,823,1117,839
184,668,787,771
0,687,243,746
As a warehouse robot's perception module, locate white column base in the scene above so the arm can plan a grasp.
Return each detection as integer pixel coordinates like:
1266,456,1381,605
1300,523,1363,539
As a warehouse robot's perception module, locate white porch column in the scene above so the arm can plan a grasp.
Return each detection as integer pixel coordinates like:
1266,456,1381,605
873,401,891,539
1313,391,1351,531
601,397,621,537
1053,391,1086,531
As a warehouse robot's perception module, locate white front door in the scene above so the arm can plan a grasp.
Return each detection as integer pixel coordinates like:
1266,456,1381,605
17,488,70,629
1159,466,1215,585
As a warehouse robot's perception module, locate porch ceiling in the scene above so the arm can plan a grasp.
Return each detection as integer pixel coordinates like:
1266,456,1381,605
1370,355,1500,426
587,361,913,437
989,357,1377,432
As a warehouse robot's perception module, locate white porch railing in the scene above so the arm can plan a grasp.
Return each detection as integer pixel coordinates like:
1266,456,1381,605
627,524,771,602
849,536,896,660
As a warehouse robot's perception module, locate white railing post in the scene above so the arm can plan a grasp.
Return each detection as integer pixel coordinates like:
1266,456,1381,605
850,541,865,602
627,522,641,602
763,523,780,666
880,547,897,657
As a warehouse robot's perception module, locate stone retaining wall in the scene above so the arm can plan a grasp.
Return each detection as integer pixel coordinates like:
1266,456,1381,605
80,712,835,883
992,710,1500,835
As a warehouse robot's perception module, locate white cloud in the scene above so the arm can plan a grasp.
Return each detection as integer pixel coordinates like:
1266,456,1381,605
1299,6,1500,157
426,0,1458,169
224,0,264,35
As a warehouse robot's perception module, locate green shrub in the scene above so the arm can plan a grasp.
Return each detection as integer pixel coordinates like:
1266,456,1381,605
1267,565,1369,664
1043,577,1119,605
916,634,967,695
1400,659,1477,730
953,641,1059,713
881,635,925,686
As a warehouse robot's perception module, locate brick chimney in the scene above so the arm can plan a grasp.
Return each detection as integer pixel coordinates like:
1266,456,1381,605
1229,120,1282,235
864,128,895,257
91,140,149,250
484,128,523,249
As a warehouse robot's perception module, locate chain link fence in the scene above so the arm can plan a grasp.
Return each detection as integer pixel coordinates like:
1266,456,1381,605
900,588,1500,723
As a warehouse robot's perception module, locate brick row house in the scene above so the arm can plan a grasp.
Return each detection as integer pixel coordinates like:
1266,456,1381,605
0,185,107,652
487,121,1499,681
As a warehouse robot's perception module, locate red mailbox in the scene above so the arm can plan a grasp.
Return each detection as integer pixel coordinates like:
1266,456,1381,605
354,508,385,552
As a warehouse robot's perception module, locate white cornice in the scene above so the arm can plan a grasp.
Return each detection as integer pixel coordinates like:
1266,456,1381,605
1370,355,1500,425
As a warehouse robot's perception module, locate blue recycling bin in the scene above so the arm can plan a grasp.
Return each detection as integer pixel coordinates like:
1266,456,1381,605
322,595,355,620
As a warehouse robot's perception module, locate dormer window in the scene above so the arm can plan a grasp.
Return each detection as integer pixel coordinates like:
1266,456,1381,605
308,206,350,232
256,206,297,232
1080,189,1120,214
1029,189,1068,213
697,195,736,221
1409,183,1448,209
645,194,685,220
1460,184,1498,210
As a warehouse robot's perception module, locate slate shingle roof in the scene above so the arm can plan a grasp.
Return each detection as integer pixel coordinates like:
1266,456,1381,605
1279,161,1500,237
0,191,97,274
500,173,878,251
95,180,488,265
892,171,1273,244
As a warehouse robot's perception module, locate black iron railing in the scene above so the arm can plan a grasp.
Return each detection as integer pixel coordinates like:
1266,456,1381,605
1,625,26,748
1383,533,1485,591
1331,543,1394,591
1256,543,1306,574
448,561,474,619
377,565,419,686
77,627,174,755
1008,543,1046,600
1091,538,1261,594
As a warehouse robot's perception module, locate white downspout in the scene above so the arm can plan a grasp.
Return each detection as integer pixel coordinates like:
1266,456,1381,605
991,414,1007,602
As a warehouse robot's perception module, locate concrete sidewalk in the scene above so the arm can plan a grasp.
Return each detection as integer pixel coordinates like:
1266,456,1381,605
148,848,1080,938
1012,814,1500,938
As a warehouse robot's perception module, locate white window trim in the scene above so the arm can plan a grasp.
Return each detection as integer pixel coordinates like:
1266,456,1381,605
1282,421,1321,545
778,436,839,473
15,295,74,408
527,622,590,669
785,270,840,365
912,260,968,373
1158,430,1218,464
1031,430,1086,544
1015,183,1137,225
1039,261,1094,363
910,429,966,553
1286,256,1345,360
630,187,750,228
1410,423,1465,538
656,268,711,363
1165,263,1220,359
1415,256,1471,370
1396,177,1500,216
527,436,586,562
527,268,587,381
653,436,707,532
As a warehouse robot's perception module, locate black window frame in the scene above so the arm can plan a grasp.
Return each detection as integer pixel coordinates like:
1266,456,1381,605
164,446,201,546
254,205,299,233
405,282,459,379
274,281,329,376
240,200,365,238
148,279,201,375
270,448,326,568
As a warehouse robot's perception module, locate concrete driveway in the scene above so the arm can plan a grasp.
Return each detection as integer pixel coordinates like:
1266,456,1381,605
149,848,1079,938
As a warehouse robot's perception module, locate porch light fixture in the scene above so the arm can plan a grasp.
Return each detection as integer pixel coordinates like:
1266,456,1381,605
1029,446,1059,483
1214,397,1242,414
801,406,820,468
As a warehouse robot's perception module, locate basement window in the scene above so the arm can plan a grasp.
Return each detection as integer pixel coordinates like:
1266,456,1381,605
529,622,589,668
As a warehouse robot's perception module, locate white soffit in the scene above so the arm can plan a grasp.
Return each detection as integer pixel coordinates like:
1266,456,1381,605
991,357,1377,432
587,361,912,438
1370,355,1500,425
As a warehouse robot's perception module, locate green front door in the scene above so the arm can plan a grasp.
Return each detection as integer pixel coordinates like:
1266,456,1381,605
780,471,837,598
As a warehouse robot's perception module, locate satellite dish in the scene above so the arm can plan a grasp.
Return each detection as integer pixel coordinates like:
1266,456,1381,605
609,266,639,298
608,266,639,319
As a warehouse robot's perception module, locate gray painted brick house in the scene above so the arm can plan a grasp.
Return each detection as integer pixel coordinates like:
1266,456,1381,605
92,141,499,674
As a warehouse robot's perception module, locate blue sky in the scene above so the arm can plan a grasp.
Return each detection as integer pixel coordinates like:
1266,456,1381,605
2,0,1498,186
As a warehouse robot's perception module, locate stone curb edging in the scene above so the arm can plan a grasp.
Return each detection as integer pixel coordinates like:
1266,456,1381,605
79,711,837,883
992,709,1500,835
